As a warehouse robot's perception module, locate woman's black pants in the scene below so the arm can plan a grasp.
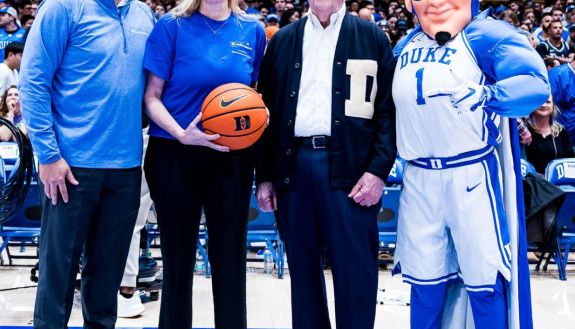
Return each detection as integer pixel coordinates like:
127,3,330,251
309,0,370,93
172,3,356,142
144,137,253,329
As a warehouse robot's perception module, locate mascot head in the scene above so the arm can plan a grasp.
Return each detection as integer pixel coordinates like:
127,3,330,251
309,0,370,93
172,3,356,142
406,0,481,45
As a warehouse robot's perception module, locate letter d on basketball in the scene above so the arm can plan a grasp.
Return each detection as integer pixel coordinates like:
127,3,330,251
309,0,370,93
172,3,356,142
234,115,251,131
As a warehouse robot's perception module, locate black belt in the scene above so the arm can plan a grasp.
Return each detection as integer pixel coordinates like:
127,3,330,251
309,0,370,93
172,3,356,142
295,135,331,149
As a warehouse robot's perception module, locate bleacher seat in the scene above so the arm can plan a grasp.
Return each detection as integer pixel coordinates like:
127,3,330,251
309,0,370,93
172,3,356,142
386,158,405,185
545,158,575,280
0,142,19,178
246,188,285,279
520,158,537,177
0,142,41,265
145,189,285,279
378,158,404,263
0,156,5,185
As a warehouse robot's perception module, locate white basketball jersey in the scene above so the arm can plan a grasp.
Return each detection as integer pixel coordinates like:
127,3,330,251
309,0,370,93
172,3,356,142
392,32,501,161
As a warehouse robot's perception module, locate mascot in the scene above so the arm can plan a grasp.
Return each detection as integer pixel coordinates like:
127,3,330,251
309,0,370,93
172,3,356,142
391,1,550,328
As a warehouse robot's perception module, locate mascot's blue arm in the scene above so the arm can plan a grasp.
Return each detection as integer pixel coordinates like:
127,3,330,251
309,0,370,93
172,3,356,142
466,15,550,118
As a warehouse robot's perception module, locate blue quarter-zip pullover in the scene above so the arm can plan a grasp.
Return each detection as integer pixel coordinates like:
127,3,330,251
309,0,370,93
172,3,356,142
19,0,155,167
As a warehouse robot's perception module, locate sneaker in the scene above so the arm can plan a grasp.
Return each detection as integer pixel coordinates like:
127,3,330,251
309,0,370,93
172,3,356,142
117,292,145,318
137,256,157,283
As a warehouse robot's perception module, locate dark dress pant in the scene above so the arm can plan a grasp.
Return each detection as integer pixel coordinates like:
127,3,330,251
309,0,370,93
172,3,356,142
277,144,380,329
144,137,253,329
34,167,141,329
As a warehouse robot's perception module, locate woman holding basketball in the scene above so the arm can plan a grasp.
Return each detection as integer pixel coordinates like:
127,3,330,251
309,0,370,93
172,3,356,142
142,0,265,326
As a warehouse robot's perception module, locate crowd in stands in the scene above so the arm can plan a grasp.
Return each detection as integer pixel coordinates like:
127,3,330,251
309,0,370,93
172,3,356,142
0,0,574,171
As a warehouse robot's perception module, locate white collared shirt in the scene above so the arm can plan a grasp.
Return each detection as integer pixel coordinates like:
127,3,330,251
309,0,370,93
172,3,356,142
294,3,346,137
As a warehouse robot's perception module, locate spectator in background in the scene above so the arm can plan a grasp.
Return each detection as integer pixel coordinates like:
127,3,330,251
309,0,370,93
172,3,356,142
17,0,32,20
500,9,520,27
259,5,270,19
552,7,565,23
568,24,575,48
508,1,521,16
279,7,300,27
145,0,157,10
388,0,399,16
549,60,575,144
29,2,37,16
376,19,390,39
532,12,554,44
501,9,536,45
360,1,379,21
525,96,575,173
155,2,166,18
552,6,571,38
0,0,6,10
0,86,24,142
0,7,25,60
0,41,22,96
533,1,544,16
244,0,260,14
524,10,536,29
265,14,279,40
20,14,33,29
388,15,397,30
272,0,286,19
536,20,574,63
544,56,562,70
567,4,575,28
348,1,359,14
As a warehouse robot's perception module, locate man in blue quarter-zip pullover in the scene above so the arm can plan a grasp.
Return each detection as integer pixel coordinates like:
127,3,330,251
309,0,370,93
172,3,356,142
18,0,154,328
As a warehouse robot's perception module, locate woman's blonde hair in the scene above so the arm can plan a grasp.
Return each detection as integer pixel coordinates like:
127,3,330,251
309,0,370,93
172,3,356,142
528,96,565,138
171,0,242,17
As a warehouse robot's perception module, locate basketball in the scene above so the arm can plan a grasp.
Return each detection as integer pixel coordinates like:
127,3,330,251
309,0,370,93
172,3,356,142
201,83,268,150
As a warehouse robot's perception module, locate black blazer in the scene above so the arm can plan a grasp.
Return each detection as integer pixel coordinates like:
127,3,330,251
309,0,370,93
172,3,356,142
256,14,397,190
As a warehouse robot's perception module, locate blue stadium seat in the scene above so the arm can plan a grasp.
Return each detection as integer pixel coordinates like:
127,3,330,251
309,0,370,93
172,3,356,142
378,158,403,263
0,142,42,265
246,187,285,279
520,158,537,177
0,182,42,265
545,158,575,280
145,188,285,279
386,158,405,185
0,142,19,178
0,156,5,185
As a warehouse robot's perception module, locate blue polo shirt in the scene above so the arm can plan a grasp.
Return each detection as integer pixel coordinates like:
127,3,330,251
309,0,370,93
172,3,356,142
144,12,266,139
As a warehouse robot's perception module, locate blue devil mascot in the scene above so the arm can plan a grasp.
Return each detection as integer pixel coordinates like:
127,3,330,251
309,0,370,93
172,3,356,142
391,1,550,328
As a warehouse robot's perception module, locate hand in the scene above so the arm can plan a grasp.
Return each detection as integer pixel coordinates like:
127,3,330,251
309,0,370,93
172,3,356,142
6,100,16,115
426,71,488,113
39,158,79,205
176,113,229,152
348,172,384,207
257,93,270,128
520,128,532,146
256,181,277,212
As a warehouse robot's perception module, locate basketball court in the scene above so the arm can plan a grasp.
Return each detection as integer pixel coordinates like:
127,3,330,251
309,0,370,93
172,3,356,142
1,262,574,328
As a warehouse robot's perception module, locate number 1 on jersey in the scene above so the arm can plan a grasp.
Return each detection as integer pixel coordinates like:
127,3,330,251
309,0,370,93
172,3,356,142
416,68,426,105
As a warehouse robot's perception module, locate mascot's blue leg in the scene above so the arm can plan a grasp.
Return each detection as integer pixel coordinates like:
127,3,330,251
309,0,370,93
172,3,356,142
468,274,508,329
410,282,448,329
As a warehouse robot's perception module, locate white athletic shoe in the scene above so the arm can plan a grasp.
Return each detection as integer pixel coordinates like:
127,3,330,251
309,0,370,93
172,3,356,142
117,291,145,318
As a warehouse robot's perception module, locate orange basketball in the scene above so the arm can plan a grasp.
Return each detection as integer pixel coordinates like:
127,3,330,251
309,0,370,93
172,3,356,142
201,83,268,150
